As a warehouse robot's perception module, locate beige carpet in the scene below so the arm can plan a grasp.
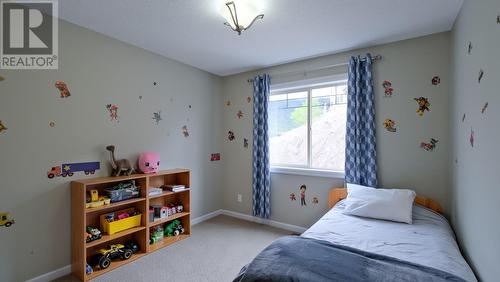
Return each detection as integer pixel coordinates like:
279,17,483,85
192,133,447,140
54,215,292,282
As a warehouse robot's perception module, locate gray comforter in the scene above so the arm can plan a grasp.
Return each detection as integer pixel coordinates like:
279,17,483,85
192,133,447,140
234,236,467,282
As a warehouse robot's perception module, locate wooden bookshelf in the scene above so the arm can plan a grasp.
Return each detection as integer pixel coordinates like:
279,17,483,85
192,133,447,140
71,169,191,281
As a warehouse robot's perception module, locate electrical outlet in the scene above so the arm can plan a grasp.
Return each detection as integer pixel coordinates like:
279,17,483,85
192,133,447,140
237,194,242,202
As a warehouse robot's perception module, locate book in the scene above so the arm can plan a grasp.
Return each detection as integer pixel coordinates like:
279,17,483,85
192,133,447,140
162,184,186,192
149,187,163,196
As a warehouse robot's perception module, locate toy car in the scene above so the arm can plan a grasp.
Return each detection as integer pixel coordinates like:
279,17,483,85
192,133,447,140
150,226,164,244
124,240,140,253
165,219,185,237
173,223,185,236
85,226,102,243
91,244,133,269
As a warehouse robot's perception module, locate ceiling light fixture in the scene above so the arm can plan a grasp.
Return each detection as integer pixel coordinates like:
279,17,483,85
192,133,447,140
221,1,264,35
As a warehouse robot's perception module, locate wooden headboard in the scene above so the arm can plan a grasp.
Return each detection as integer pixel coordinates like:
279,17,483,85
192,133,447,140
328,188,443,214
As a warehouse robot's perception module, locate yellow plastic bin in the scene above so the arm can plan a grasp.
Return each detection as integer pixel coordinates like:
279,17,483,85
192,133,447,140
100,208,142,235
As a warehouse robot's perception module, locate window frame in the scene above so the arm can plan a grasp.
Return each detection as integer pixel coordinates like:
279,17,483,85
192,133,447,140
269,75,348,179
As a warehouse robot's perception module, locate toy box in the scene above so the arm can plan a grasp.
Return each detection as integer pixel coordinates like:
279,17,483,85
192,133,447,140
104,181,140,203
100,208,142,235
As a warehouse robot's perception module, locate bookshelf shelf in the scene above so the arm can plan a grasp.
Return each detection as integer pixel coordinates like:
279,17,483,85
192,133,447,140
148,212,190,227
148,234,190,253
148,189,190,199
85,226,146,248
85,198,146,214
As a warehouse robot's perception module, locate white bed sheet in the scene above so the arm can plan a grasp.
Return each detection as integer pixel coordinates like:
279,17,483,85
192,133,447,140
302,201,477,282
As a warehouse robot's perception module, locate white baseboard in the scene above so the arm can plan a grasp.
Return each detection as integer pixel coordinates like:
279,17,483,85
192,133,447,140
191,209,222,225
26,209,305,281
219,209,308,234
25,265,71,282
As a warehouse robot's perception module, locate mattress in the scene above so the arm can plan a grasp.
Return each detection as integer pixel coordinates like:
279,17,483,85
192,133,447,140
302,201,477,282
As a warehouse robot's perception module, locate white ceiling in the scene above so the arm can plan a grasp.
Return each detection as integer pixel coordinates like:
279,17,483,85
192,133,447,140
58,0,463,76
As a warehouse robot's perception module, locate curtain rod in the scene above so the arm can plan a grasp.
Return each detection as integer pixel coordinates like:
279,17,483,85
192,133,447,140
247,55,382,83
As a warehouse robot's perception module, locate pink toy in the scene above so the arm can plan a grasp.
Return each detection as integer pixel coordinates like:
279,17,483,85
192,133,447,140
117,212,129,220
138,152,160,174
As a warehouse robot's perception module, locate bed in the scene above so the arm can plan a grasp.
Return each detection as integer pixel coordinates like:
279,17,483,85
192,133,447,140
234,188,477,282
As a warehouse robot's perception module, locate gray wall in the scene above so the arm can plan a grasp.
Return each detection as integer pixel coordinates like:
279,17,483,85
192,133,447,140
221,33,451,228
0,21,223,281
450,0,500,281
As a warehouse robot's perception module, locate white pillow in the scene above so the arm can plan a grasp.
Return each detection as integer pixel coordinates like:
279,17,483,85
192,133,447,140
343,183,416,224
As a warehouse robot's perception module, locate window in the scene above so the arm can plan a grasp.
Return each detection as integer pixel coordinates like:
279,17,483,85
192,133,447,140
269,78,347,175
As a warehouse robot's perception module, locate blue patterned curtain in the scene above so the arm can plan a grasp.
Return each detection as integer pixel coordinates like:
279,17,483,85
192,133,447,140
252,74,271,218
345,54,378,187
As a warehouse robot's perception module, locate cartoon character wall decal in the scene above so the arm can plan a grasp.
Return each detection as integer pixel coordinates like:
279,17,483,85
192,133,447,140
289,193,296,201
153,82,158,86
470,129,474,147
0,120,7,134
312,197,319,205
383,119,397,133
432,76,441,85
106,104,119,122
152,110,162,125
47,161,100,179
49,121,55,128
237,110,243,119
481,102,489,114
467,42,473,55
0,212,15,227
382,80,394,97
226,100,231,106
414,97,430,116
462,113,466,123
478,69,484,84
182,125,189,137
228,131,235,141
299,185,307,206
420,138,439,151
244,138,249,148
55,81,71,98
210,153,221,161
247,96,252,103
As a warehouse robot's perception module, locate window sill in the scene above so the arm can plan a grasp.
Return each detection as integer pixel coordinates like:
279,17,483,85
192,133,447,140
270,166,345,179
